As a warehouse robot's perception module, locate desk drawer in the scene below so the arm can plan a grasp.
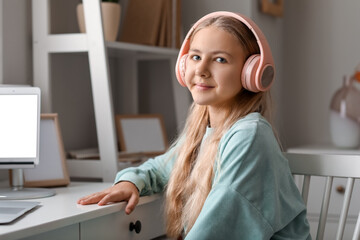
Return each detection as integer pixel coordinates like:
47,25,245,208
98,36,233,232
80,197,165,240
21,224,79,240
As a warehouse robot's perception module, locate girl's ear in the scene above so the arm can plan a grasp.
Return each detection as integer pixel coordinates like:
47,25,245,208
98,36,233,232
179,54,189,85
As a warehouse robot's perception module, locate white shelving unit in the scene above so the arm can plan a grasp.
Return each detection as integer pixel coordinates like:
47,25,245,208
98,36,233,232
32,0,190,182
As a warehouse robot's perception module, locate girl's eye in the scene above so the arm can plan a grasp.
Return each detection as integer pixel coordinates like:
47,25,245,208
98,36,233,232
216,57,227,63
192,55,201,61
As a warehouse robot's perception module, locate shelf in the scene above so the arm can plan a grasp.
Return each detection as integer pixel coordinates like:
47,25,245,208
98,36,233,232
106,41,179,57
42,33,179,57
287,144,360,155
67,159,144,179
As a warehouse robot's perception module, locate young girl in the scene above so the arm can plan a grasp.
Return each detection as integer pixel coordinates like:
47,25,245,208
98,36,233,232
78,11,311,239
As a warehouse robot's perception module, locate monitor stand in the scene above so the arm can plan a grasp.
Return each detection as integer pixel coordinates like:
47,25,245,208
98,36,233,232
0,169,56,200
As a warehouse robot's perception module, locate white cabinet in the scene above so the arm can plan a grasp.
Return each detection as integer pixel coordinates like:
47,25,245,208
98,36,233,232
20,196,165,240
21,224,80,240
32,0,190,182
288,145,360,239
81,196,165,240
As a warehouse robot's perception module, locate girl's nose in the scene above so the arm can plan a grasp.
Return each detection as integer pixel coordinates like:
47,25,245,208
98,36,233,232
195,61,211,78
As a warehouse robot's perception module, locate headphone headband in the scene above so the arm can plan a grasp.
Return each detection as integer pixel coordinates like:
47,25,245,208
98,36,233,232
175,11,275,92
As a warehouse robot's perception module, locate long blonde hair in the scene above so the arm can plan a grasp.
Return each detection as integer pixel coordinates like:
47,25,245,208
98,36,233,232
165,16,271,238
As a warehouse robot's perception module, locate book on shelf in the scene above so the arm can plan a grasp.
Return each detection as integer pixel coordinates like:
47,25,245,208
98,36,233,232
119,0,181,48
67,148,164,163
68,148,100,160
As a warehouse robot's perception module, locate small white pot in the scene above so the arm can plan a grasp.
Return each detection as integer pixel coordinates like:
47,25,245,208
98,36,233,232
77,2,121,41
330,110,360,148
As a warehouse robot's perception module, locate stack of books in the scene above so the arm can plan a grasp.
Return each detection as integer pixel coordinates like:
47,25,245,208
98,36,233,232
120,0,181,48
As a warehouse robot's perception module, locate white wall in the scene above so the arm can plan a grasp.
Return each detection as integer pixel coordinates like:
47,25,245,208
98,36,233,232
1,0,31,85
0,0,32,180
182,0,251,29
282,0,360,148
0,1,2,84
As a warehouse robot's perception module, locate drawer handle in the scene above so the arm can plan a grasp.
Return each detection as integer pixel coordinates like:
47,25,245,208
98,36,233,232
129,220,142,234
336,185,345,194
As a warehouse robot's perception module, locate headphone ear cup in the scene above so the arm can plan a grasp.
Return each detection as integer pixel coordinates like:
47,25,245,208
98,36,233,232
241,54,260,92
178,54,188,87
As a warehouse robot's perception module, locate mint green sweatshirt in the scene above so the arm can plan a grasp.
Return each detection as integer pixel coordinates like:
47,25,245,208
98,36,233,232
115,112,311,239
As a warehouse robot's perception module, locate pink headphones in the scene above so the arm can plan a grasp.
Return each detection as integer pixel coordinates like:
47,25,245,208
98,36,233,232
175,11,275,92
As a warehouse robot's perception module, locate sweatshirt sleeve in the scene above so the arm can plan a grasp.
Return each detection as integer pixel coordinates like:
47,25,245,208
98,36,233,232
114,147,177,196
185,185,273,240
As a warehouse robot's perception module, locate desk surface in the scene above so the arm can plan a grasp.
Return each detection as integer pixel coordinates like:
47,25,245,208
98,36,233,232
0,182,161,240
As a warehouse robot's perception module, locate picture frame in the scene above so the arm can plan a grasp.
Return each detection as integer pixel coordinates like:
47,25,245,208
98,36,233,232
261,0,283,17
115,114,169,156
22,113,70,187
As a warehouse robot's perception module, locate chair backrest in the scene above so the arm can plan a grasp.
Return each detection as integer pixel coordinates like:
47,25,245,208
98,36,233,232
284,153,360,240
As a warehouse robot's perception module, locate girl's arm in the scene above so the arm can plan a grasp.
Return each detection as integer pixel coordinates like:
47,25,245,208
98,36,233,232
114,149,176,196
185,185,274,239
77,146,177,210
77,181,139,214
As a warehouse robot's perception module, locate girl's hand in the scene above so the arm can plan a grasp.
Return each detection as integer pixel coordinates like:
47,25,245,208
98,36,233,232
77,181,140,215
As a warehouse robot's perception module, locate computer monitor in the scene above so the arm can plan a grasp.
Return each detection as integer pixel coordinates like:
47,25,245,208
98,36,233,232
0,86,55,199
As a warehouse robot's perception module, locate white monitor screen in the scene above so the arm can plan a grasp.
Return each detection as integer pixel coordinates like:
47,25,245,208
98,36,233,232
0,87,40,168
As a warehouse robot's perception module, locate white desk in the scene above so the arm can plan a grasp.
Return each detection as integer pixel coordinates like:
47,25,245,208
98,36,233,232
0,182,165,240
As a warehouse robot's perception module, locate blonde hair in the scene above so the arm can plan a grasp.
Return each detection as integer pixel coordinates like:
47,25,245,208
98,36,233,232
165,16,272,238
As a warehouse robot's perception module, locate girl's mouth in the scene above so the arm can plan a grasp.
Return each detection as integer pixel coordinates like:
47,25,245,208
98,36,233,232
195,83,214,90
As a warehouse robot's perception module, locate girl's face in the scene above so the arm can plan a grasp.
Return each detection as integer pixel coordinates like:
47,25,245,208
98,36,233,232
185,25,246,108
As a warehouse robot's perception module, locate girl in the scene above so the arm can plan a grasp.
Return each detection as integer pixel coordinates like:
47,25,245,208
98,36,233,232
78,11,311,239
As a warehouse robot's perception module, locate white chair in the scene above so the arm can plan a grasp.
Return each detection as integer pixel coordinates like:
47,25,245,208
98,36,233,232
284,153,360,240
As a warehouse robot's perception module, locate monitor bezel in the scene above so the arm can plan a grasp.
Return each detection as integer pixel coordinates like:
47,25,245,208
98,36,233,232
0,86,41,169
